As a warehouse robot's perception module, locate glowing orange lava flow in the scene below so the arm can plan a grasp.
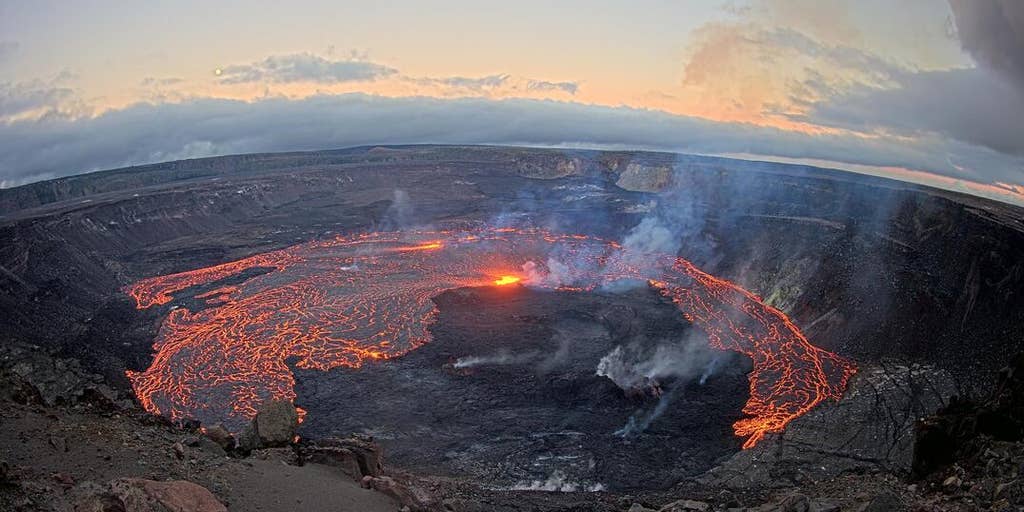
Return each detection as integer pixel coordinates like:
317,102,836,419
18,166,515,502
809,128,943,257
493,275,521,286
124,227,855,448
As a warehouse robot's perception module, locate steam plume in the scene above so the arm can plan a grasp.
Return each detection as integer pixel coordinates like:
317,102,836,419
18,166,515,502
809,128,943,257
598,330,725,436
615,385,682,438
596,336,715,392
509,470,606,492
453,349,537,369
379,189,414,230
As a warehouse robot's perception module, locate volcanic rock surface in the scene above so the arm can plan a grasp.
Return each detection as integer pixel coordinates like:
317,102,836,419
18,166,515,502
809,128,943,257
295,285,749,491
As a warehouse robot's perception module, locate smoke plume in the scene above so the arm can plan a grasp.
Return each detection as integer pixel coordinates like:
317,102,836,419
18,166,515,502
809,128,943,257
596,335,717,393
617,216,681,272
453,349,537,369
614,385,682,438
379,189,414,230
597,328,729,437
454,328,576,373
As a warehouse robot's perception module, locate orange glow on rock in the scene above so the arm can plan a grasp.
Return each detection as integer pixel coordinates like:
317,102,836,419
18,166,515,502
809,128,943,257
123,227,855,448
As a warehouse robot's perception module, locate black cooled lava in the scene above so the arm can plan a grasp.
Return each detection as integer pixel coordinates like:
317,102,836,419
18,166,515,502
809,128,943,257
294,285,750,491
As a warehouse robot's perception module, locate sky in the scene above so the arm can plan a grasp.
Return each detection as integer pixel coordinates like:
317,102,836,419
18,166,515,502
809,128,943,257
1,0,1023,205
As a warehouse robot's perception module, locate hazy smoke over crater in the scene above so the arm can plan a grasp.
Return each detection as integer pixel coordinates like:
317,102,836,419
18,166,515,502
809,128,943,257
620,216,680,264
521,259,575,288
520,241,608,289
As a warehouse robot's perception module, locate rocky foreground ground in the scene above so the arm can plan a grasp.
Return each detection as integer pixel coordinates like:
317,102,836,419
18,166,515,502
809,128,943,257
2,340,1023,512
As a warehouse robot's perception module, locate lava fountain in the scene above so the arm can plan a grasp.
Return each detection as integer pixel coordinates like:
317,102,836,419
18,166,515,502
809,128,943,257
124,227,855,448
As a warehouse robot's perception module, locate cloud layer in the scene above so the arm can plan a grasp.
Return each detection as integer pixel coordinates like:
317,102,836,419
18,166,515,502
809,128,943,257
217,53,398,84
808,67,1024,157
0,41,18,61
949,0,1024,87
2,93,1020,189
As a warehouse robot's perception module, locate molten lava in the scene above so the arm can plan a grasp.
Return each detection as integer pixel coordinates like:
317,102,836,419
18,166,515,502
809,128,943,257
124,227,855,448
493,275,521,286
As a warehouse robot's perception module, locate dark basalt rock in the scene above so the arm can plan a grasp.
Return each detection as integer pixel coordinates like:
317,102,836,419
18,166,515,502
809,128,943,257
201,424,234,451
301,435,384,480
236,422,259,454
253,400,299,447
0,341,124,408
913,352,1024,478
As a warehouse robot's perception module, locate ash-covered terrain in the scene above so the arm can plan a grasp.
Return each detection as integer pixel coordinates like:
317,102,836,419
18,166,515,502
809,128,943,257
3,145,1024,511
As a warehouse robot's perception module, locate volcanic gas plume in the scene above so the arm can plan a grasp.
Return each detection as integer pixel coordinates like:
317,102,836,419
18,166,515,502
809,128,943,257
124,227,855,448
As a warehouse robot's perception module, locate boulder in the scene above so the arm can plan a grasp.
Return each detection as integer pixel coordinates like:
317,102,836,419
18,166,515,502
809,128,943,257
913,353,1024,478
202,424,234,451
253,400,298,447
171,442,185,460
810,500,840,512
774,493,810,512
48,435,69,453
628,504,657,512
745,494,811,512
859,491,903,512
301,435,384,480
53,472,76,487
659,499,709,512
180,435,225,457
236,423,259,453
75,478,226,512
73,484,126,512
367,476,438,512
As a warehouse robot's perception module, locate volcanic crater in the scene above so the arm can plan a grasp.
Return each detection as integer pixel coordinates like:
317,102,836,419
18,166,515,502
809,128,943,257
3,145,1024,505
120,224,847,491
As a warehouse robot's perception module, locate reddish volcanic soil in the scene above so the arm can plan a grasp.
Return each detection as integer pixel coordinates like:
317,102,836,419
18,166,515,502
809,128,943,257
123,226,855,451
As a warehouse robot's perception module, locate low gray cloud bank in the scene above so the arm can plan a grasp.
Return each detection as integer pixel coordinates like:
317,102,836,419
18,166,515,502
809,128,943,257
949,0,1024,88
1,93,1021,188
808,67,1024,156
